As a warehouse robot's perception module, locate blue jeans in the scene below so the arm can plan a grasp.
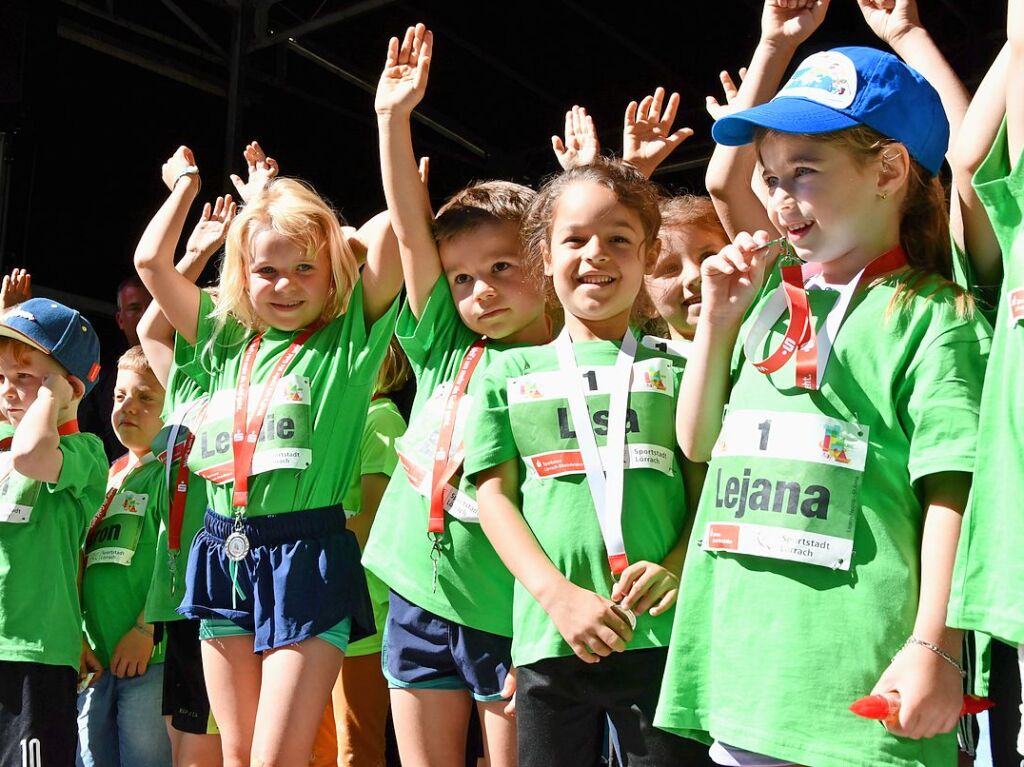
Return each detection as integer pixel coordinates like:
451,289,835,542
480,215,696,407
76,663,171,767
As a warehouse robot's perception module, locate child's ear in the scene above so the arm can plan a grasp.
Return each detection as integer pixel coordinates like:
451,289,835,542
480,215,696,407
67,376,86,403
643,237,662,275
877,143,911,200
541,242,554,277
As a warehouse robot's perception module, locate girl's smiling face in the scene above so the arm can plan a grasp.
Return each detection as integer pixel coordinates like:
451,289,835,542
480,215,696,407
759,132,899,280
247,228,333,331
544,181,657,331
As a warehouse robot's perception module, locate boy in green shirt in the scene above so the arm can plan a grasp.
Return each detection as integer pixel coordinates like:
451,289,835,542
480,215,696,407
77,346,172,766
0,297,107,767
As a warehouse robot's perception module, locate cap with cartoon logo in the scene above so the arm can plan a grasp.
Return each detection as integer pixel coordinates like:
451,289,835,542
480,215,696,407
711,46,949,175
0,298,102,395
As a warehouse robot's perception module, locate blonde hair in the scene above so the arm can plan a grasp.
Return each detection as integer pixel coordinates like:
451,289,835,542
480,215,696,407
375,338,411,396
756,126,973,319
117,345,156,378
216,177,359,330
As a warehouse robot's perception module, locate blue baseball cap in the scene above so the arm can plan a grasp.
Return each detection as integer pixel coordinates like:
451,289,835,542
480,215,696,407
712,47,949,175
0,298,102,395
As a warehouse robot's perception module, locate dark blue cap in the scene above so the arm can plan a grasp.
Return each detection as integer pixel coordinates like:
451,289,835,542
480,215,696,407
0,298,102,395
712,47,949,175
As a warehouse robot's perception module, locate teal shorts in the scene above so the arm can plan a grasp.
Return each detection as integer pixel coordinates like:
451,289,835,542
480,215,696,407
199,617,352,654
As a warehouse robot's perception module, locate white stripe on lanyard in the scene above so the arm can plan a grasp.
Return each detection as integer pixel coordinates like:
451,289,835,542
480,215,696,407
743,262,865,389
164,398,206,497
554,328,637,574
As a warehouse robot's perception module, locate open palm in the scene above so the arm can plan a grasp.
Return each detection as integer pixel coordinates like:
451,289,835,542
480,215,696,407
375,23,432,115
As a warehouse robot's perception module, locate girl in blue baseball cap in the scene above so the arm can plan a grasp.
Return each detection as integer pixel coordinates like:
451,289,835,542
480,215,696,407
654,6,992,767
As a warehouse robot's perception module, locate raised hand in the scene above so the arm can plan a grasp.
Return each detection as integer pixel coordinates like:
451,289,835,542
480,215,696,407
160,146,199,192
375,23,433,117
761,0,830,48
622,87,694,178
705,68,748,121
229,140,279,204
185,195,237,260
700,230,773,327
856,0,921,47
0,268,31,309
552,105,601,170
41,373,75,407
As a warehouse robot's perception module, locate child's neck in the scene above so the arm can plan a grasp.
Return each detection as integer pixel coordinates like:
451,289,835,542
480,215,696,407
501,312,553,346
818,231,902,285
127,446,152,464
563,310,631,342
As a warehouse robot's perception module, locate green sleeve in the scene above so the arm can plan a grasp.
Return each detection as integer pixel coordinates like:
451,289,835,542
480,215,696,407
463,356,519,481
973,119,1024,258
48,433,108,497
396,276,474,375
897,321,990,484
360,403,406,478
173,291,223,393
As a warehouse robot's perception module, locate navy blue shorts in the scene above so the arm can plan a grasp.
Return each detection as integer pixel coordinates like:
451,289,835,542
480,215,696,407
382,590,512,702
178,506,375,653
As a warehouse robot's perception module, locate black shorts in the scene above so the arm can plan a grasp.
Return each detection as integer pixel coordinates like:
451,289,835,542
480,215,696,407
0,660,77,767
163,619,218,735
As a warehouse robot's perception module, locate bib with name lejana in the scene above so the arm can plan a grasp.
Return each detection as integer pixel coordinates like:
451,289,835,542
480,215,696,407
396,380,480,523
187,373,312,484
0,453,42,524
701,408,866,570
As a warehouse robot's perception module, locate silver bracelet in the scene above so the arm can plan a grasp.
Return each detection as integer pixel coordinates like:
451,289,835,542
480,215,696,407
173,165,201,193
896,636,966,678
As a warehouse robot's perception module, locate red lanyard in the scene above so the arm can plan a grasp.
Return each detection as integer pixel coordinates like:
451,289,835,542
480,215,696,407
168,403,207,555
58,420,80,437
748,246,908,389
86,453,139,546
428,339,486,535
232,327,317,509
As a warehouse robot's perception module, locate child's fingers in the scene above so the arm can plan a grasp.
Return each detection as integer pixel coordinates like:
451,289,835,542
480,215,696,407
623,100,639,128
637,94,654,122
611,563,647,601
418,156,430,186
705,96,722,119
551,135,567,156
667,127,694,147
648,587,679,617
660,91,681,127
569,639,601,663
649,86,666,121
229,174,246,196
398,26,415,63
591,626,626,655
738,66,748,81
721,71,739,101
385,36,399,67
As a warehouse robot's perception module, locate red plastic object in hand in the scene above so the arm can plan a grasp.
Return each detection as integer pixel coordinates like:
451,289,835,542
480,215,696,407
850,692,994,722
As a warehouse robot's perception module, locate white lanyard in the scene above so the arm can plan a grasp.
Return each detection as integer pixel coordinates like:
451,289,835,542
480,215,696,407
554,328,637,574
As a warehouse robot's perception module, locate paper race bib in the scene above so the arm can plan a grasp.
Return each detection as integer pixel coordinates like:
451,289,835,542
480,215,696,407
396,380,479,522
86,490,149,567
640,334,691,361
187,374,312,484
508,357,678,481
0,454,40,524
701,409,867,570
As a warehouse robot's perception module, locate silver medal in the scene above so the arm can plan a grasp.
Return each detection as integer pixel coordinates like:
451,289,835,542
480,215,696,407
224,530,250,562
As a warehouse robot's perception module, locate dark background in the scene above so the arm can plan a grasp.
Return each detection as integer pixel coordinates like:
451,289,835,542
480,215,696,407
0,0,1008,348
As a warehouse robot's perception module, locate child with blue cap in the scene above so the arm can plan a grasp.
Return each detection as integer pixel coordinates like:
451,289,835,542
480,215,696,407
654,24,991,767
0,297,109,767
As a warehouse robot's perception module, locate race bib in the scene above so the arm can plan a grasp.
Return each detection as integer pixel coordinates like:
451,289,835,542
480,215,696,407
0,454,40,524
86,490,148,567
640,334,691,360
396,381,479,522
187,374,312,484
701,409,867,570
508,358,677,480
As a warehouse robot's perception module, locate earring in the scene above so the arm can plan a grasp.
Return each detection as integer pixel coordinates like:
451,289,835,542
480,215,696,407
877,191,889,200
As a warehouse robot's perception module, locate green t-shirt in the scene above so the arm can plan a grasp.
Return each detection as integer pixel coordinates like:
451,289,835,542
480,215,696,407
464,333,688,667
362,278,516,636
0,431,107,669
83,454,167,668
179,284,398,518
949,120,1024,646
344,397,406,657
654,269,990,767
145,344,210,624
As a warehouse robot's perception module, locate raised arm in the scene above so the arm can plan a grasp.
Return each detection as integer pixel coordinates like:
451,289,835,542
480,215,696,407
705,0,829,239
678,230,771,461
1008,0,1024,167
229,140,279,204
622,87,693,178
357,209,404,325
138,195,236,387
552,105,602,170
947,45,1008,285
11,374,75,483
375,23,438,320
133,147,205,345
